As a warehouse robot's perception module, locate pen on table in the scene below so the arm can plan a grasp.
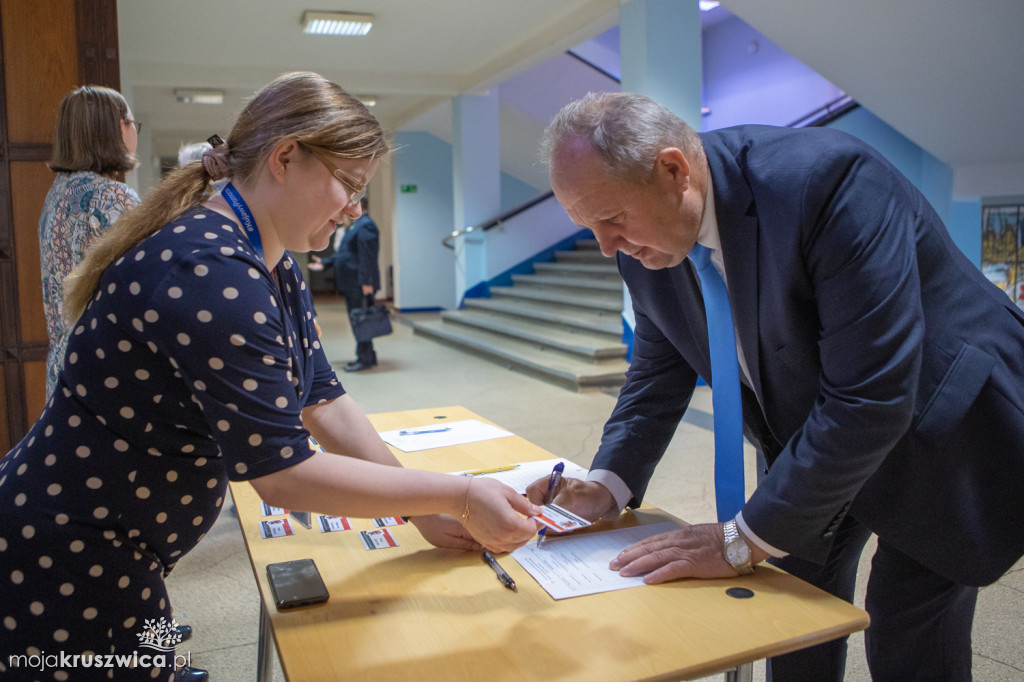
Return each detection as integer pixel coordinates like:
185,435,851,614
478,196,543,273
398,426,452,436
461,464,520,476
482,550,517,592
538,461,565,545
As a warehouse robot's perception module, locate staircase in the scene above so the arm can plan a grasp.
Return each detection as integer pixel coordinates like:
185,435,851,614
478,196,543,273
411,239,629,391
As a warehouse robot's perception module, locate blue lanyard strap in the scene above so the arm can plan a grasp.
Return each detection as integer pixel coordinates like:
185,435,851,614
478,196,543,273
221,182,264,262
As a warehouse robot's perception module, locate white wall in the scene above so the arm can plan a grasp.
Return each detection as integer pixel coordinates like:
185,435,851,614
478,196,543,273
954,161,1024,201
393,131,457,310
702,15,843,131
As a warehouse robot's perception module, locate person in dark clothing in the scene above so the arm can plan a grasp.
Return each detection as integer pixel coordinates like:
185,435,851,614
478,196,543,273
530,91,1024,682
313,196,381,372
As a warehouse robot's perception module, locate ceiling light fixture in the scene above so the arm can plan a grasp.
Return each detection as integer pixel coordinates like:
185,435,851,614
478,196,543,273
174,88,224,105
357,96,377,108
302,11,374,36
699,1,721,10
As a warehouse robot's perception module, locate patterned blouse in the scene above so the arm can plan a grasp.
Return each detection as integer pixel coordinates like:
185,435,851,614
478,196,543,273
38,171,140,395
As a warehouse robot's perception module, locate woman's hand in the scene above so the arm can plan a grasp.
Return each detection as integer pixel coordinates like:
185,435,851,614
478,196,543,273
460,478,542,554
408,514,480,550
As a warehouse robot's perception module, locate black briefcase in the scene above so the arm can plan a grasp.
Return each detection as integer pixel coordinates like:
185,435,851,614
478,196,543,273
349,300,393,342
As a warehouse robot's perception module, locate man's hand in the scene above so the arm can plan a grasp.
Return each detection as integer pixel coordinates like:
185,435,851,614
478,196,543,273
524,477,618,522
609,522,768,584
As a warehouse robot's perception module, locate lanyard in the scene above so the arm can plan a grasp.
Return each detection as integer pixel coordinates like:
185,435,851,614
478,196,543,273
220,181,299,371
220,182,264,262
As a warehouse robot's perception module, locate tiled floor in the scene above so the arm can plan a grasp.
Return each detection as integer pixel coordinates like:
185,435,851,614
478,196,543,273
166,298,1024,681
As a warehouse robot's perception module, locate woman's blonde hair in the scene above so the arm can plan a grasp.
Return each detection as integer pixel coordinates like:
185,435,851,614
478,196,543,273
48,85,137,179
65,72,390,320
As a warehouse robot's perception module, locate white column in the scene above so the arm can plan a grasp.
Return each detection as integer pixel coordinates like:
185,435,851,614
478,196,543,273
620,0,703,128
618,0,704,340
452,91,501,306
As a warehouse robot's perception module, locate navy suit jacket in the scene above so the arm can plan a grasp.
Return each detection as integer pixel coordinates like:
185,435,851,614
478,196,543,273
324,214,380,295
593,125,1024,586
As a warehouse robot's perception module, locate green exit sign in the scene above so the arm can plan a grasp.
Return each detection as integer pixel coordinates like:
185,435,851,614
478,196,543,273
400,184,418,194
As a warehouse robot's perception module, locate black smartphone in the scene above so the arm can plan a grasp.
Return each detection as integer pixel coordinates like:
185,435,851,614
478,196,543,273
266,558,329,610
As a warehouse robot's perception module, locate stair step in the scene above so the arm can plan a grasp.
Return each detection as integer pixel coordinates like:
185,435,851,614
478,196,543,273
555,250,615,265
511,273,623,293
411,320,628,391
463,298,622,337
533,262,620,278
441,310,626,360
490,285,622,312
575,239,602,250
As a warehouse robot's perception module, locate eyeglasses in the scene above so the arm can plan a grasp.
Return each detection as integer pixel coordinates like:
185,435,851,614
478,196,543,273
124,118,142,133
307,147,371,207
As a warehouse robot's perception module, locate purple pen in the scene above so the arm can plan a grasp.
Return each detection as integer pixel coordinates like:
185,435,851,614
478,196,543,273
538,461,565,544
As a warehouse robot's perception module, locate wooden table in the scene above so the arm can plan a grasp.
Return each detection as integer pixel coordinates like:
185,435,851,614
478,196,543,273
230,406,868,681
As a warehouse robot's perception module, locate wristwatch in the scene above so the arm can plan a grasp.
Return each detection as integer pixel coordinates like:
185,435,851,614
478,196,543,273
722,519,754,575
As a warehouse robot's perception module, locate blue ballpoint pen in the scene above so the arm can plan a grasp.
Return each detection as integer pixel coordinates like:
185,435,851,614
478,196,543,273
398,426,452,436
537,461,565,545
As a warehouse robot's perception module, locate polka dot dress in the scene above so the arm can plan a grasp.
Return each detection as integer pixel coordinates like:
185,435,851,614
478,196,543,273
0,207,345,680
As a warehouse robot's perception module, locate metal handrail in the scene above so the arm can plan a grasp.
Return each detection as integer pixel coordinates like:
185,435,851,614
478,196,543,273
566,49,620,83
442,190,555,250
785,94,859,128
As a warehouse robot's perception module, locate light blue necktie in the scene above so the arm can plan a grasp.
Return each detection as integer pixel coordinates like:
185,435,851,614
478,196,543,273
688,243,745,521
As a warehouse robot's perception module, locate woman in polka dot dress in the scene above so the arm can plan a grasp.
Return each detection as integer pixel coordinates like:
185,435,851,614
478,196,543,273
0,72,541,681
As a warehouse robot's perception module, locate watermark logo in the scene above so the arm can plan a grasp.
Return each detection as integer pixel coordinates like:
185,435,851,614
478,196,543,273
137,617,183,653
7,617,191,673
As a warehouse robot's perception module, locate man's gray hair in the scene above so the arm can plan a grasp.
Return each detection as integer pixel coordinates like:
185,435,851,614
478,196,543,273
177,141,213,166
540,91,704,183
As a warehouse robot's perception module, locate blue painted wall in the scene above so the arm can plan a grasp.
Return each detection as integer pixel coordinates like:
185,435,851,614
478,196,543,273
502,173,540,212
393,131,556,310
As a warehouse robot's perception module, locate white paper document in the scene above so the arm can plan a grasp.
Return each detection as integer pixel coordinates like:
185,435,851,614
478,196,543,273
450,458,589,494
511,521,679,600
380,418,513,452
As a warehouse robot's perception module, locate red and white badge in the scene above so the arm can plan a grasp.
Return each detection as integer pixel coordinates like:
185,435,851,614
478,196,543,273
533,504,592,533
260,502,288,517
318,516,353,533
259,518,296,539
359,528,399,550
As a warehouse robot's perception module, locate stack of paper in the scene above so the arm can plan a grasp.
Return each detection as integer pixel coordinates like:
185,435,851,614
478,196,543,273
512,521,679,599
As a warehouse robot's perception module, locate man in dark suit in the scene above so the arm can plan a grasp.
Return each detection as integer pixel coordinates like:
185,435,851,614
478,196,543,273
530,92,1024,681
319,196,381,372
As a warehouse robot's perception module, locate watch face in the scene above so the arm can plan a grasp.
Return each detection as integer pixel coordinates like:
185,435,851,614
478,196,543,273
726,539,750,565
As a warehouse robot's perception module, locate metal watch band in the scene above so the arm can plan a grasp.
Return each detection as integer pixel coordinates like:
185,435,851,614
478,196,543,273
723,518,741,545
723,519,754,575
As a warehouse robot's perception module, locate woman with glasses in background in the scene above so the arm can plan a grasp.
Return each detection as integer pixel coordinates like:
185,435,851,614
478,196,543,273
38,85,142,396
0,72,539,682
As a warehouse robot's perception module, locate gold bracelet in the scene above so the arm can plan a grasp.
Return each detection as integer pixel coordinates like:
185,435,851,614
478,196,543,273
460,480,472,526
